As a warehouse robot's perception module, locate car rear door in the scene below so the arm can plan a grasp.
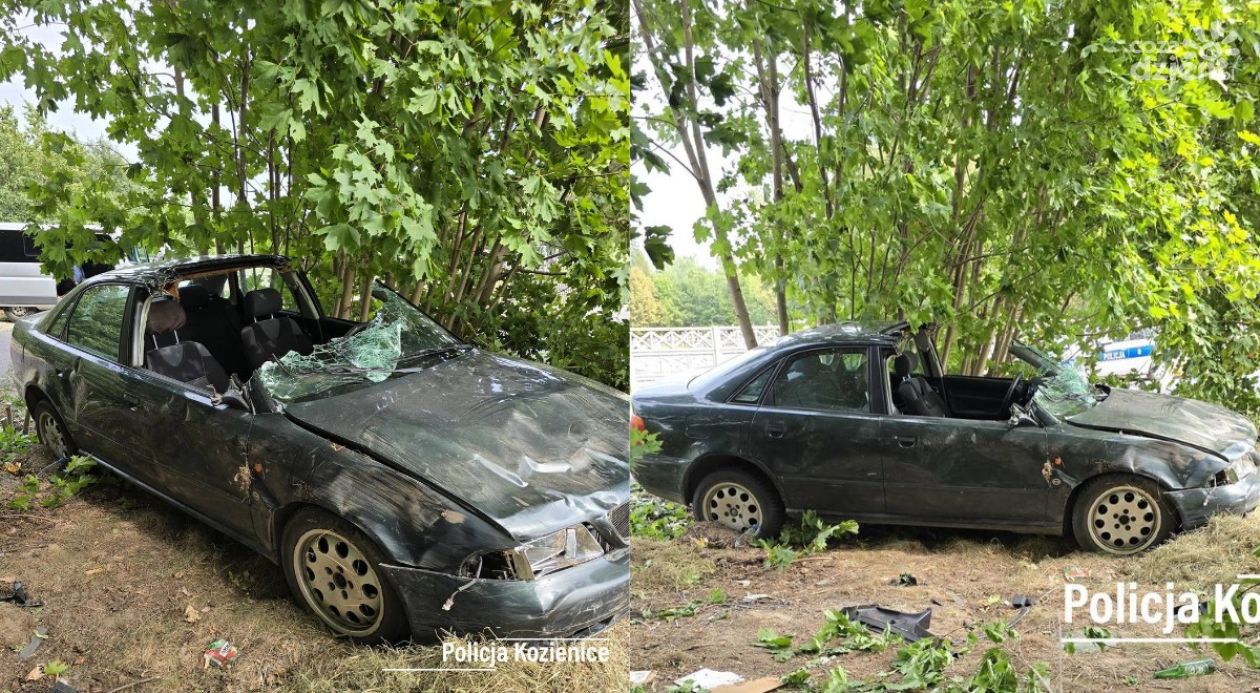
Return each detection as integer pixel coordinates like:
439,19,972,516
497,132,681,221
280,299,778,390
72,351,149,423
745,346,885,516
57,283,155,477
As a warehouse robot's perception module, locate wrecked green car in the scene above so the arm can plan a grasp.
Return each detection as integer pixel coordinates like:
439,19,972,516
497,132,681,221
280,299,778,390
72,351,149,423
631,322,1259,555
11,254,629,642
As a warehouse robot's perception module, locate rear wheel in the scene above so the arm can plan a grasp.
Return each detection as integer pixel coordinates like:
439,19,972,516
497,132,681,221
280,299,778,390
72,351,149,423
32,400,74,460
691,468,784,539
280,508,409,644
1071,475,1174,554
4,307,33,321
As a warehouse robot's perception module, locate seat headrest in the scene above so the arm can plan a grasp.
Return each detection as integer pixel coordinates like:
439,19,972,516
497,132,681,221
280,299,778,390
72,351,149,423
893,353,917,378
244,288,282,318
147,298,186,334
179,283,210,310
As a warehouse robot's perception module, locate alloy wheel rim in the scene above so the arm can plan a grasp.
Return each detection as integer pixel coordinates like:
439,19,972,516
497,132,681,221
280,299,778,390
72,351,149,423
8,307,27,318
292,529,384,636
1087,485,1161,554
702,482,763,532
38,411,67,459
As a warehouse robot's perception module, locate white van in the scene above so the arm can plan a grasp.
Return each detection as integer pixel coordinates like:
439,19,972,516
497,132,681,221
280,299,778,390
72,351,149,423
0,222,143,320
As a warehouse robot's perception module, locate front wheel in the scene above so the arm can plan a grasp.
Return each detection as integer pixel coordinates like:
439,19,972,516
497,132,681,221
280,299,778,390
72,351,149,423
280,508,410,644
1071,475,1175,554
691,468,785,540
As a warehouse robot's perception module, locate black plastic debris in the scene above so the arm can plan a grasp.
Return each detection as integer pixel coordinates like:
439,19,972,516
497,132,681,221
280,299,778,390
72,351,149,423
1010,595,1033,608
0,581,43,608
49,681,78,693
840,604,934,642
891,573,918,586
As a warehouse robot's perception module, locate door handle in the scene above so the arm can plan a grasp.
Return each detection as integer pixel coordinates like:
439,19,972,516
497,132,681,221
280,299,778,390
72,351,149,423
894,435,917,448
765,422,787,439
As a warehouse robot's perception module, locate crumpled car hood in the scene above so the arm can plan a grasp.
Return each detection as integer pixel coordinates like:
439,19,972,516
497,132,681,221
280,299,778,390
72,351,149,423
1065,388,1257,460
284,349,629,541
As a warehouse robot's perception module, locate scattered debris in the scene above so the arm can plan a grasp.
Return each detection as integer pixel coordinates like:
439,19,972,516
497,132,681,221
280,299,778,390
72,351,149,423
18,624,48,660
713,676,783,693
742,593,772,603
25,665,42,681
1063,566,1088,581
891,573,918,586
0,580,44,607
1010,595,1034,608
630,670,656,686
736,579,751,587
675,668,744,689
202,639,239,669
183,605,201,623
83,568,104,577
49,681,78,693
1154,658,1216,679
839,604,934,642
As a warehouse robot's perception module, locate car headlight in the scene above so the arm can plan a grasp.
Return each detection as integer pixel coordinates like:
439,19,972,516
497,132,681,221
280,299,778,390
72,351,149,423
460,524,606,581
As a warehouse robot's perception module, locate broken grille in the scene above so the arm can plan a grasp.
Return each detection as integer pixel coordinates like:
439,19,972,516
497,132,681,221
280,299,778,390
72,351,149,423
609,502,630,539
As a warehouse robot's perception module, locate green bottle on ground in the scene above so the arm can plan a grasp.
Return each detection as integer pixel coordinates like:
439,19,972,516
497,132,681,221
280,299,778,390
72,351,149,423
1153,659,1216,679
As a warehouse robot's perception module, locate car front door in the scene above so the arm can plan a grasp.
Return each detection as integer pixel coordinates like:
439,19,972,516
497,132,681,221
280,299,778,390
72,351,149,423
122,366,258,538
879,414,1051,526
122,289,258,539
746,346,885,517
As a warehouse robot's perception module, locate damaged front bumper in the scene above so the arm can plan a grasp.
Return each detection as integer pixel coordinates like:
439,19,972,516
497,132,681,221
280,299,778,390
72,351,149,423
1166,471,1260,530
381,549,629,640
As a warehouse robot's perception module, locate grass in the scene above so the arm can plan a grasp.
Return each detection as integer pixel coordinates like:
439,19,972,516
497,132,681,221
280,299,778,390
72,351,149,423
629,537,716,592
1127,514,1260,588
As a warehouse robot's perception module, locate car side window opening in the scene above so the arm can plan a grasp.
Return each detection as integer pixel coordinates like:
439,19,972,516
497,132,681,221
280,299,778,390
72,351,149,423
768,349,870,412
65,284,130,362
731,366,775,404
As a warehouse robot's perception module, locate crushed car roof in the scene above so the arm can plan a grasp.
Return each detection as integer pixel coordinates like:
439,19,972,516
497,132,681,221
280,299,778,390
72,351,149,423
85,254,289,287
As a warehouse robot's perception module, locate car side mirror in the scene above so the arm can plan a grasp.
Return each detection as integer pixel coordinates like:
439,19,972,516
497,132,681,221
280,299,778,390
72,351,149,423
1008,403,1038,429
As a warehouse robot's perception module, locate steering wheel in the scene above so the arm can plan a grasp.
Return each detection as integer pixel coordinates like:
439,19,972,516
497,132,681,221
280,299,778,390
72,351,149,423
1000,374,1024,417
343,323,369,338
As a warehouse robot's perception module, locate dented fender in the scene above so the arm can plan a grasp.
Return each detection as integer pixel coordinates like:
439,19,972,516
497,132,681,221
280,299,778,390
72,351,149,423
245,412,516,572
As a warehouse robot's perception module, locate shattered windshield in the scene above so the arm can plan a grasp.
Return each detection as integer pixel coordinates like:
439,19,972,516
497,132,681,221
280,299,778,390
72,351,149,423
1032,360,1099,419
255,282,464,403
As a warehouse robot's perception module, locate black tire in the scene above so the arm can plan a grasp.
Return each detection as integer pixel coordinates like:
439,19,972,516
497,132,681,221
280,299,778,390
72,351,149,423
691,468,785,540
280,507,410,644
1071,475,1175,555
32,399,75,460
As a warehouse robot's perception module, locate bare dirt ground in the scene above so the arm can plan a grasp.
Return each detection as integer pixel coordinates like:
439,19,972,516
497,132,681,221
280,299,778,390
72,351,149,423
630,517,1260,691
0,444,625,692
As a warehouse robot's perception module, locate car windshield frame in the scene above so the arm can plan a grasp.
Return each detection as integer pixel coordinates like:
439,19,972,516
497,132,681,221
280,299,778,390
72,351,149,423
1017,343,1100,419
253,280,467,403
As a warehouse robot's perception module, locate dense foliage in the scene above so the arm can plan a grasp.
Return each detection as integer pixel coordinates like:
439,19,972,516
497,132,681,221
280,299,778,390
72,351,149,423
634,0,1260,414
0,0,629,389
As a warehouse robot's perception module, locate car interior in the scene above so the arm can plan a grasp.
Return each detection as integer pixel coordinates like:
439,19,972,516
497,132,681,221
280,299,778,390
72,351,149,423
884,346,1035,421
770,350,870,412
139,268,360,394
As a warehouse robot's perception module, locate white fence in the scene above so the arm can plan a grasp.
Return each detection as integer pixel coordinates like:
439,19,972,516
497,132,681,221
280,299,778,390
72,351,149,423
630,325,782,389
